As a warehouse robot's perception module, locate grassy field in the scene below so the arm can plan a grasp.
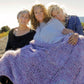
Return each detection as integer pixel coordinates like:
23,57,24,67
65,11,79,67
0,31,9,39
0,36,8,58
0,31,9,58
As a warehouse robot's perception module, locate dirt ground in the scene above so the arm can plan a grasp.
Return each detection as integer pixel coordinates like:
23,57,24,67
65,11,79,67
0,36,8,58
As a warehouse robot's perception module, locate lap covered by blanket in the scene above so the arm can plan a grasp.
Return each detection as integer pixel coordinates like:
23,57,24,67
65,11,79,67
0,34,84,84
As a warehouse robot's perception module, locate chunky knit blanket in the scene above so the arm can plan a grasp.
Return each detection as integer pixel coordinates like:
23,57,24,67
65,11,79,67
0,34,84,84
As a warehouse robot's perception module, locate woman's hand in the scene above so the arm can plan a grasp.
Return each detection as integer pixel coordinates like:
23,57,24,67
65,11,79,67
68,33,79,45
62,28,74,35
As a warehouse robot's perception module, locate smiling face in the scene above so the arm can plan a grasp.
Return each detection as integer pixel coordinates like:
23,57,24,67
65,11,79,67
34,6,44,23
51,9,65,22
17,12,30,26
31,4,50,30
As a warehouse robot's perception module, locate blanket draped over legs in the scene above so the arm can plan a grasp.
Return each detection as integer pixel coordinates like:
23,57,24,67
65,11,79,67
0,35,84,84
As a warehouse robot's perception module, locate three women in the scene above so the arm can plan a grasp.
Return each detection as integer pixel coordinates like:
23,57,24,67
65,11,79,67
0,4,84,84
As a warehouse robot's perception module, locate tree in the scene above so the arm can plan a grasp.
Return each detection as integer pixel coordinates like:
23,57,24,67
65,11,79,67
1,26,10,32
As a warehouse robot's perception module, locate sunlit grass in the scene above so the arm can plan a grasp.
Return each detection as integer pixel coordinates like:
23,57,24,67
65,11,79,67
81,22,84,31
0,31,9,39
81,22,84,27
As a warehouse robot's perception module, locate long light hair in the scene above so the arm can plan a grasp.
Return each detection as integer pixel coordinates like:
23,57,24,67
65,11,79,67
48,5,66,18
30,4,51,30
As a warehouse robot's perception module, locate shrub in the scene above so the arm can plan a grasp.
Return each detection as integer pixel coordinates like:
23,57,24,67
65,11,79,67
1,26,10,32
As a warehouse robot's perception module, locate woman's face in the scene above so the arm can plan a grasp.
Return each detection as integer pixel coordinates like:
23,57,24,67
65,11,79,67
18,13,30,26
51,9,65,22
34,7,44,23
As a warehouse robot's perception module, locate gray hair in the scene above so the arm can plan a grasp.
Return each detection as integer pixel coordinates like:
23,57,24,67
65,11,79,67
17,10,30,19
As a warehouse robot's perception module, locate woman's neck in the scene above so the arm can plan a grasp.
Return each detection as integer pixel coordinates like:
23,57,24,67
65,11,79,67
18,25,29,31
14,25,30,36
39,20,44,23
62,16,66,22
60,14,66,22
63,14,68,22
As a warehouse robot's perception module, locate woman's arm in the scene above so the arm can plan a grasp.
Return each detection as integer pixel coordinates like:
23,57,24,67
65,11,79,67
62,28,74,34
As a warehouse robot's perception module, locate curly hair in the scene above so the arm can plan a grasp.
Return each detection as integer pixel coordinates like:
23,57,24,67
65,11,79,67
30,4,51,30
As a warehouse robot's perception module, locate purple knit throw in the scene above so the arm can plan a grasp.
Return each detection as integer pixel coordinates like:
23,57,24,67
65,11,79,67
0,35,84,84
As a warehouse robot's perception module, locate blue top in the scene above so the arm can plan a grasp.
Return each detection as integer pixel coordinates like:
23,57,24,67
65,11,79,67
65,15,83,35
34,18,67,43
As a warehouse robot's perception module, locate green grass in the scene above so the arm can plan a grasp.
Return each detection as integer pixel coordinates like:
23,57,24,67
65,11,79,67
0,31,9,39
